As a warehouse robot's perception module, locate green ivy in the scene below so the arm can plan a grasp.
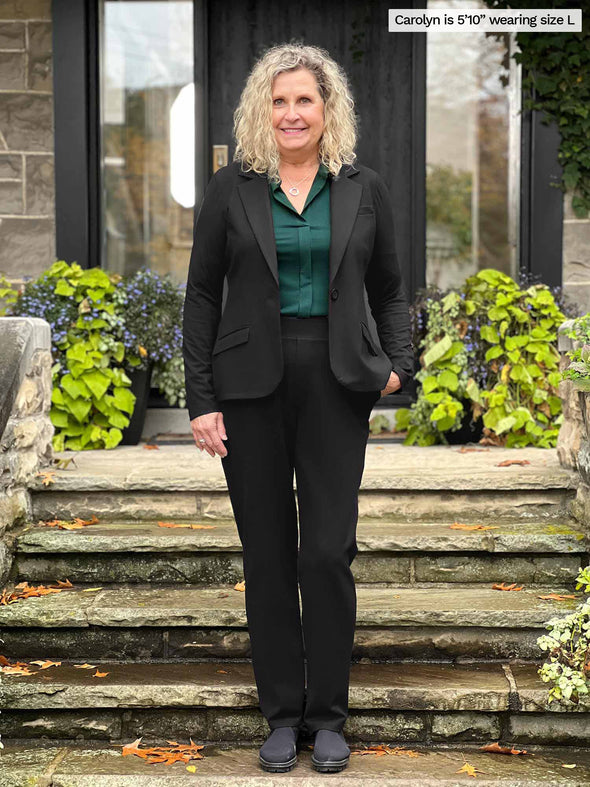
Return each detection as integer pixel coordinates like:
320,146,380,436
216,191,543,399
484,0,590,217
537,566,590,706
21,261,137,451
397,269,565,447
562,314,590,390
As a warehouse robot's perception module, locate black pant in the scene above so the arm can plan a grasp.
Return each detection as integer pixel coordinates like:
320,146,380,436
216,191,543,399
220,314,380,735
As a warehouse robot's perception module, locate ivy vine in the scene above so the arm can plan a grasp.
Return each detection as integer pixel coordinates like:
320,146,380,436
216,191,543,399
484,0,590,217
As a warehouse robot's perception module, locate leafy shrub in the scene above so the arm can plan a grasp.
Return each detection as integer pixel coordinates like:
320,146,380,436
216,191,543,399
562,314,590,391
11,261,137,450
398,268,566,447
5,262,186,451
537,566,590,707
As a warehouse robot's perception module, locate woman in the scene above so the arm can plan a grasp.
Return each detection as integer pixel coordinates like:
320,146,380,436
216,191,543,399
182,42,414,774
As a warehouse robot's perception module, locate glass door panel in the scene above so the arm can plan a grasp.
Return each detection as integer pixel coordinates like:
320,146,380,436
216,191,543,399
426,0,521,289
99,0,195,284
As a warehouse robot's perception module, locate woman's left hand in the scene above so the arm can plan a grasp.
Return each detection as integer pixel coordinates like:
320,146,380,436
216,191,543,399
379,370,401,397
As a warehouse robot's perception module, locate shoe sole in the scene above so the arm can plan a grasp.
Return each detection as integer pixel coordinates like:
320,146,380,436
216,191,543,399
259,752,298,772
311,753,350,773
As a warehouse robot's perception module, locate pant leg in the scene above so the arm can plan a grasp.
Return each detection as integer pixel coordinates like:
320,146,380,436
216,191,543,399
292,335,379,734
219,341,305,729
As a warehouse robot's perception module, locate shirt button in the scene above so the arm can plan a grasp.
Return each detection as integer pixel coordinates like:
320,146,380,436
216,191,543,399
330,288,339,301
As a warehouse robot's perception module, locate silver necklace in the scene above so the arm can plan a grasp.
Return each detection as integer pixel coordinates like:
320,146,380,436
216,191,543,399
281,165,318,196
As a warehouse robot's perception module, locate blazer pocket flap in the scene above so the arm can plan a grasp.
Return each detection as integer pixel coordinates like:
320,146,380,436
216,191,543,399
360,321,379,356
213,326,250,355
357,205,375,215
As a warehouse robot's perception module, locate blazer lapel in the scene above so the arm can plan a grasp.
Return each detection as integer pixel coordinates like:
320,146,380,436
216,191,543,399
237,163,362,287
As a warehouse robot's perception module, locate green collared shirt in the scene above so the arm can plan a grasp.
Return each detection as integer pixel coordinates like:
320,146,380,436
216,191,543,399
268,163,331,317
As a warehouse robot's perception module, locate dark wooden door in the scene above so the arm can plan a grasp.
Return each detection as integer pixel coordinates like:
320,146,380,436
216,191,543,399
205,0,426,299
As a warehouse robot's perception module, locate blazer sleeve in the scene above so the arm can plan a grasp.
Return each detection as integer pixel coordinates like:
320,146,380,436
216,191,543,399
364,173,415,392
182,174,228,420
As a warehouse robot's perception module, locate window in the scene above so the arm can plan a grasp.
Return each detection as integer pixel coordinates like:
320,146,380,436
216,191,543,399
425,0,521,289
99,0,195,284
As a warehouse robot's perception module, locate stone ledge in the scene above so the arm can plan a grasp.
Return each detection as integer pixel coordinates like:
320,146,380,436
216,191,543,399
0,584,583,629
14,519,589,554
2,742,590,786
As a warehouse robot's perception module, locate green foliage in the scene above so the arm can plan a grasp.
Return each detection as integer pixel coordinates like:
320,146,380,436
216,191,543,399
396,268,565,447
537,566,590,706
484,0,590,217
562,314,590,391
12,261,135,451
151,355,186,409
0,273,19,314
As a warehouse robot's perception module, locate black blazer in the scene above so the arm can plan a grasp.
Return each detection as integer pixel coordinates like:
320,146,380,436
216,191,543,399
182,159,414,420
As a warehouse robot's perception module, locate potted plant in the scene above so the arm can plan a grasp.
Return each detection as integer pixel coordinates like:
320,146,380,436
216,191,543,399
2,262,185,450
111,267,184,444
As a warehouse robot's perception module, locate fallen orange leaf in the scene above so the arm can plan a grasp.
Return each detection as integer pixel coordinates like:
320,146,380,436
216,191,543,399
456,761,486,777
36,470,56,486
350,744,422,758
144,444,159,450
496,460,531,467
116,737,205,765
73,663,97,669
157,521,217,530
538,593,577,601
449,522,499,531
234,580,246,592
480,742,531,756
93,670,109,678
30,659,62,670
492,582,524,592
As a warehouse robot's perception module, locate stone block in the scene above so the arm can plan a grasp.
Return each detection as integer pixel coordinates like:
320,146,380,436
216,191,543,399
430,711,501,741
27,21,52,91
508,712,590,745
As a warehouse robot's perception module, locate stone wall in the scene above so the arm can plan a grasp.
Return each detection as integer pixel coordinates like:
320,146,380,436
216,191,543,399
0,0,54,282
0,317,53,584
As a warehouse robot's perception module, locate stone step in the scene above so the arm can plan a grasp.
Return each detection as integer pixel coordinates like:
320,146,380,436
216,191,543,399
11,520,588,586
2,742,590,786
0,583,583,662
1,662,589,748
29,445,578,523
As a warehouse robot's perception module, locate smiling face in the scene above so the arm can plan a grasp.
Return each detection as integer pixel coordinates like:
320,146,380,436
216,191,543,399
271,67,325,161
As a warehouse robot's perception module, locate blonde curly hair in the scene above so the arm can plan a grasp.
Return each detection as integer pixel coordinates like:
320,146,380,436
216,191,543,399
233,42,358,184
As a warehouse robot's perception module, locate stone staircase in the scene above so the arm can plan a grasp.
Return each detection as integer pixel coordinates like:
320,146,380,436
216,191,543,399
1,444,590,785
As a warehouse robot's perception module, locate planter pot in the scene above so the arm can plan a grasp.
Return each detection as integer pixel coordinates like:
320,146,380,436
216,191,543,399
120,362,154,446
445,411,484,445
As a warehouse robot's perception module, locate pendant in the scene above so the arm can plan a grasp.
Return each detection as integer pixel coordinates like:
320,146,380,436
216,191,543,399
288,187,299,196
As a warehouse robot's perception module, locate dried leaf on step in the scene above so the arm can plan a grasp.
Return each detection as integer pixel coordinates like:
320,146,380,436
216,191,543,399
496,460,531,467
538,593,577,601
36,470,57,486
351,744,422,757
480,742,532,756
93,670,109,678
449,522,499,531
456,447,490,453
73,663,97,669
30,660,61,669
117,738,205,765
456,761,486,777
234,580,245,591
144,444,159,449
492,582,524,591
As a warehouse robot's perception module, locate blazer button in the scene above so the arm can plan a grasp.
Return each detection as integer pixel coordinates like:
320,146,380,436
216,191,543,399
330,288,339,301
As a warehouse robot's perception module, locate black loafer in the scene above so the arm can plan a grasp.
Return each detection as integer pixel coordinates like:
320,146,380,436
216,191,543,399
259,726,299,772
310,729,351,772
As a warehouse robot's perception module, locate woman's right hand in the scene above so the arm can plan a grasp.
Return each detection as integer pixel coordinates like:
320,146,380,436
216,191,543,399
190,412,228,458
